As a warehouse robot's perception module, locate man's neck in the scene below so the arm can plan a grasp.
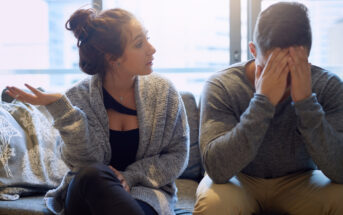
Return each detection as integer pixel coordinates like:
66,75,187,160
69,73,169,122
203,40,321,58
245,60,256,87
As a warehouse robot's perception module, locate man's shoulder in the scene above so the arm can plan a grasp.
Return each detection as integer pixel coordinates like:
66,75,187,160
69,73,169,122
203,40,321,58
207,61,251,88
311,65,343,87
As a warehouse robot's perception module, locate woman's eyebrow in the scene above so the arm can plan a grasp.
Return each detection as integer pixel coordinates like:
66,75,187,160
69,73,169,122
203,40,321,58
133,34,144,41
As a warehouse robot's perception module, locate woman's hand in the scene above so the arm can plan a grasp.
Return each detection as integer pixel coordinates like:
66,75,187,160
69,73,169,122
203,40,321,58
108,165,130,192
6,84,62,106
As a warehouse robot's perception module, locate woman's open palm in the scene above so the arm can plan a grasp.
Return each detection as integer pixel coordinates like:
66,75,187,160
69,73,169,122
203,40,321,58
6,84,62,106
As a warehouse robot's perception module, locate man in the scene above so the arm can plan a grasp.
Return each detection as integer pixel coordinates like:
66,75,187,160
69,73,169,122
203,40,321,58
193,2,343,215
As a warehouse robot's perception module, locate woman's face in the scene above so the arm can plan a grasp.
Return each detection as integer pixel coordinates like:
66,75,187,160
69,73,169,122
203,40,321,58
116,20,156,77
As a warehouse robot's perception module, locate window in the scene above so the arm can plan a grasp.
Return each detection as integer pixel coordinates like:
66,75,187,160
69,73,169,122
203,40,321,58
0,0,90,92
102,0,231,99
1,0,342,101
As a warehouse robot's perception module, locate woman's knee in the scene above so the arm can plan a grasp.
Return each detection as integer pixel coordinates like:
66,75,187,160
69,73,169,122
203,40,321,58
73,163,117,188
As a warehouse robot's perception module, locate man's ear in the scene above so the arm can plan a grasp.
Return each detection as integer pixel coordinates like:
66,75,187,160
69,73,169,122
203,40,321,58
249,42,257,59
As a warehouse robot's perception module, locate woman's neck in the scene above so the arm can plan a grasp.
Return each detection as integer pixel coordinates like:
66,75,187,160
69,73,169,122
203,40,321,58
103,70,136,93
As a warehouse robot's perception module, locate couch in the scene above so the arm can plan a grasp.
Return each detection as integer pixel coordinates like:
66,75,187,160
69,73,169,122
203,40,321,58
0,90,203,215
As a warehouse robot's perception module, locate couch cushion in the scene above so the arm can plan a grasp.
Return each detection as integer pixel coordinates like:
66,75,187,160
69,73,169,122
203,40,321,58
0,90,200,215
0,102,68,201
179,91,203,181
175,179,198,212
0,179,198,215
0,195,52,215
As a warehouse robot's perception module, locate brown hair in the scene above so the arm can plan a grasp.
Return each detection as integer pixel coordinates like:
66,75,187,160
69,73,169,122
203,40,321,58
66,8,134,76
253,2,312,55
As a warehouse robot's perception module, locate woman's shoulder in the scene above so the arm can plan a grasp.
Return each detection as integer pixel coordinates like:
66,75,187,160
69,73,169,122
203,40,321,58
65,76,94,105
138,73,181,108
139,72,178,94
141,72,173,85
67,76,92,91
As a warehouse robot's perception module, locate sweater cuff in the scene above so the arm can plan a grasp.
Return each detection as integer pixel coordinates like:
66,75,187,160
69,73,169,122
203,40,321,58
250,93,275,118
294,93,323,129
293,93,317,109
45,95,74,120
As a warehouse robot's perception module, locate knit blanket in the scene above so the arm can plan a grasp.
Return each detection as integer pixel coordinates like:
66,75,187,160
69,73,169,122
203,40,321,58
0,101,68,201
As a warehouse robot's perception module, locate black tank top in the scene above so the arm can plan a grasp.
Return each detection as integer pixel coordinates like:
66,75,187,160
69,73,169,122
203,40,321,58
103,87,139,171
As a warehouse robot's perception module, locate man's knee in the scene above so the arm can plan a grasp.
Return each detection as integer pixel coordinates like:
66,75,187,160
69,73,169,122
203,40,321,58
325,183,343,213
193,175,256,215
310,171,343,213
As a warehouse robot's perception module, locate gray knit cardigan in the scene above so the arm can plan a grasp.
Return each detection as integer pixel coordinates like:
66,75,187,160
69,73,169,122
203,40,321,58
44,73,190,215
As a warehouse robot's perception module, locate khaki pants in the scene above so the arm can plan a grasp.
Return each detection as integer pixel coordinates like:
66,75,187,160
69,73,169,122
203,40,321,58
193,170,343,215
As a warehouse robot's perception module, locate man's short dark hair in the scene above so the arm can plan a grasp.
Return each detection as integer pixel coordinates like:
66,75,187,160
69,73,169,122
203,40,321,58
253,2,312,55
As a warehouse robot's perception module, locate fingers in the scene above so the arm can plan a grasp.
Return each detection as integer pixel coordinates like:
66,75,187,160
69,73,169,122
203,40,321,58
288,54,297,78
276,55,290,79
263,48,281,75
24,84,43,96
255,65,263,81
289,46,311,78
288,46,312,102
260,48,289,82
289,46,308,65
122,181,130,192
5,88,18,99
108,166,130,192
261,48,289,81
270,49,289,76
6,86,29,102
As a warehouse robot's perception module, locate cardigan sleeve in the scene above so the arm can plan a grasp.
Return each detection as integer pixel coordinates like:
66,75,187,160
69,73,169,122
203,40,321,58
121,93,190,189
45,93,107,172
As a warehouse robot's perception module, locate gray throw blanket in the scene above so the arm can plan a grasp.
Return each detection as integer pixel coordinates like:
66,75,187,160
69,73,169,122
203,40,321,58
0,101,68,200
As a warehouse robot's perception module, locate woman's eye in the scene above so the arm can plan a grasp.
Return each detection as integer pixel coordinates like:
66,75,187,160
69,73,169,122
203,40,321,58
135,42,143,48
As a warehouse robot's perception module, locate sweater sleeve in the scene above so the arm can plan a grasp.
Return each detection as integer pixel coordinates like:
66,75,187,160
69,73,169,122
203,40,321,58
45,95,103,171
294,76,343,183
121,94,189,189
200,81,275,184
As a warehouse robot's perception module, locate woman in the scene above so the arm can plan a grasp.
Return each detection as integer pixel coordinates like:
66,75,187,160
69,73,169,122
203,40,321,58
6,8,189,215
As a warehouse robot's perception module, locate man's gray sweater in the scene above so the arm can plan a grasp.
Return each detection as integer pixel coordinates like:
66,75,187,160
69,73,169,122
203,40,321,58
200,60,343,184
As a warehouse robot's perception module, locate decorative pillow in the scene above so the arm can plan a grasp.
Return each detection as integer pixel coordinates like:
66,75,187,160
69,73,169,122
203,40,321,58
0,101,68,200
179,91,203,181
1,88,13,103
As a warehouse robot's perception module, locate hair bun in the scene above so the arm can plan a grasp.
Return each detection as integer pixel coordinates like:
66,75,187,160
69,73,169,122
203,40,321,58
66,8,96,46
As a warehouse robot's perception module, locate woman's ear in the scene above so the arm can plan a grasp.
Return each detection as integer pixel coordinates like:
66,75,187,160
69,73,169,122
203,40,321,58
105,54,114,63
105,54,121,67
249,42,257,58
